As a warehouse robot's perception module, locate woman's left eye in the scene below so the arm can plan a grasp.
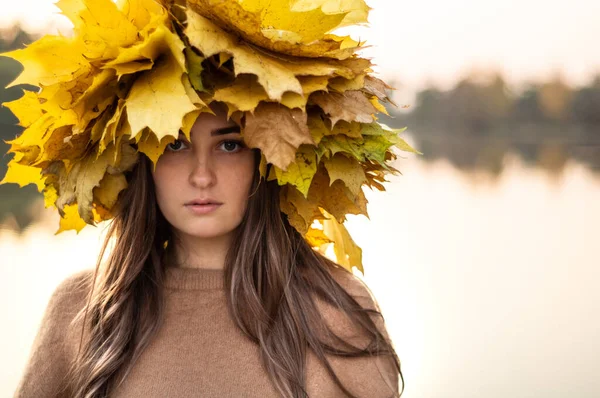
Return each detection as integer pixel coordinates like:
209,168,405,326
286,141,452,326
219,140,245,153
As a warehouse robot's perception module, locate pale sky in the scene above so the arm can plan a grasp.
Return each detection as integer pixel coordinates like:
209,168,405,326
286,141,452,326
1,0,599,101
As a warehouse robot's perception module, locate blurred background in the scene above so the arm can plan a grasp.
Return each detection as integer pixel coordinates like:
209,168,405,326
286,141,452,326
1,0,599,397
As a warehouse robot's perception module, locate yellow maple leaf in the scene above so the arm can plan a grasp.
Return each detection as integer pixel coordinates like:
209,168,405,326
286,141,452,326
136,128,176,171
185,9,360,101
272,144,319,197
5,114,55,157
258,152,268,179
218,52,232,66
307,167,368,222
55,203,87,235
306,114,330,145
186,0,365,59
280,92,307,111
98,99,129,156
212,72,309,111
0,160,44,191
323,153,366,196
330,120,363,139
258,5,346,44
213,74,268,112
55,141,138,223
278,164,368,252
180,109,204,142
3,90,44,128
119,0,166,30
125,54,197,142
290,0,371,27
369,96,389,115
62,0,140,59
12,149,41,167
69,68,118,132
42,185,58,208
34,83,81,129
185,9,302,101
93,173,128,215
91,102,117,145
2,35,90,88
38,127,91,166
182,75,206,107
305,225,333,247
185,48,206,92
298,75,330,95
320,208,363,273
103,23,186,75
281,184,323,229
278,54,363,81
279,194,310,235
328,74,366,93
5,72,113,163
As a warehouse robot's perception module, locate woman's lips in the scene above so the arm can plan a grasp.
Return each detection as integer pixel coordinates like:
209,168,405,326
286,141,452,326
185,203,222,215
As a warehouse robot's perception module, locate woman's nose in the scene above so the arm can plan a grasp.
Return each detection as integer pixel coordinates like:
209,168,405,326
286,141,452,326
188,154,216,188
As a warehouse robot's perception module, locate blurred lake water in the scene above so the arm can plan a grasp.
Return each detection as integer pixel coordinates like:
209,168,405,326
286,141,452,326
1,152,599,398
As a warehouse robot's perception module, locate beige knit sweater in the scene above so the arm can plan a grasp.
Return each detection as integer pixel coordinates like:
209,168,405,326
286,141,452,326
14,265,399,397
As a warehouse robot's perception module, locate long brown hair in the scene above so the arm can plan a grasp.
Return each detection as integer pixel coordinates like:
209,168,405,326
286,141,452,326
64,147,403,397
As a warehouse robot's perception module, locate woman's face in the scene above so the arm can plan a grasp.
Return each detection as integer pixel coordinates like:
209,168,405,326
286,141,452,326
152,104,256,242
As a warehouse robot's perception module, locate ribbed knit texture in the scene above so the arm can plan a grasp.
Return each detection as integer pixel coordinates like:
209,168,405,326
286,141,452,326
13,266,399,398
164,266,225,290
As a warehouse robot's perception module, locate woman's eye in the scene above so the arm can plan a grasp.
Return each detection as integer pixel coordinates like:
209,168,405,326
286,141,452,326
166,139,188,152
220,140,245,153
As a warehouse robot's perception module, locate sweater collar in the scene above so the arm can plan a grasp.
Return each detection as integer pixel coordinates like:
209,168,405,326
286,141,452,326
164,266,225,290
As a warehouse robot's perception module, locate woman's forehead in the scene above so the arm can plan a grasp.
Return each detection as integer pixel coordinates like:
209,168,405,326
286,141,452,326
189,107,240,139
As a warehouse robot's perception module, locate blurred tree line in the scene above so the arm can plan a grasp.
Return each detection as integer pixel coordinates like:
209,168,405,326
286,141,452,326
1,26,40,230
0,25,599,230
383,72,600,175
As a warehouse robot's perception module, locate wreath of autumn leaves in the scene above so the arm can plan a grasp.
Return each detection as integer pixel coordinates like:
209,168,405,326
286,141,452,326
0,0,419,272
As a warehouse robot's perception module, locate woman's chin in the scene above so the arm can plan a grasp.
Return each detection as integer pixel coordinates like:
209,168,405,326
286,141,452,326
175,223,233,240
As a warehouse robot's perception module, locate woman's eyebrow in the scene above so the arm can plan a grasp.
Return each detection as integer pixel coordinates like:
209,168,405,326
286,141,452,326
210,125,241,136
176,125,241,139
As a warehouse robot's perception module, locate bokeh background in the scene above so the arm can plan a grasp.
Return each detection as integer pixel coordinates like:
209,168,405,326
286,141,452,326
1,0,599,397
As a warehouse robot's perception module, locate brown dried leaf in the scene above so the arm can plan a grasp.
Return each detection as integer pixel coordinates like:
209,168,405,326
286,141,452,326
310,90,376,127
243,102,315,170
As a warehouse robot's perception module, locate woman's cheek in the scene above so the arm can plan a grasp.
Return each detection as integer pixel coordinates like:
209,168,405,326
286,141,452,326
154,162,187,207
218,152,253,175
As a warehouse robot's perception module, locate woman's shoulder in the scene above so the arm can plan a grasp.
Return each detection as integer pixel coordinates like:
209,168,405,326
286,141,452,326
310,265,400,397
317,264,391,342
326,265,381,311
52,268,95,298
44,269,96,323
14,269,96,397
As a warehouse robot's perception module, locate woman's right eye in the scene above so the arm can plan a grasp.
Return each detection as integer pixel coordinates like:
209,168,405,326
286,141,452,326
166,139,189,152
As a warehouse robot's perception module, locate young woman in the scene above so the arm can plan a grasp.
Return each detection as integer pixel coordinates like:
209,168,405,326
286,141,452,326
14,102,403,397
